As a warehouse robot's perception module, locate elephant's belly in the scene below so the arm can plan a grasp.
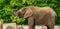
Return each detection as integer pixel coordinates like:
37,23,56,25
35,19,47,25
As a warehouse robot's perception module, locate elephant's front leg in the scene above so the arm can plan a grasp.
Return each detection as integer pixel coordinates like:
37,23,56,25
28,17,35,29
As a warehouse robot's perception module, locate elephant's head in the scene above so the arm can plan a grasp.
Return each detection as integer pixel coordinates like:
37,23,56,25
12,7,33,18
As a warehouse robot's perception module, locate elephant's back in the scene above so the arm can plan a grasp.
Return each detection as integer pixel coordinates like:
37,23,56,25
42,7,56,16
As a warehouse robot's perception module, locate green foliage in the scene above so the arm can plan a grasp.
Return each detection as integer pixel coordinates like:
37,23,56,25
10,16,25,25
0,0,60,25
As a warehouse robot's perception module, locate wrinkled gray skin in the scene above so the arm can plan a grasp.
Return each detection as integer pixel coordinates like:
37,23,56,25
12,6,57,29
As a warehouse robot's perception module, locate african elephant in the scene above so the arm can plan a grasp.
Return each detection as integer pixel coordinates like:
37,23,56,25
12,6,57,29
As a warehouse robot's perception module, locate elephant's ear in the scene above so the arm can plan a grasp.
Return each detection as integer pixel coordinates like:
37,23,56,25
23,8,33,18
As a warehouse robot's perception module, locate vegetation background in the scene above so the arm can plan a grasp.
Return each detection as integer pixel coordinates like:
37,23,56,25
0,0,60,25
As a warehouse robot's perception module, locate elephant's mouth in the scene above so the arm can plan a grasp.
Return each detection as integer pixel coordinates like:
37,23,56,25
17,13,23,18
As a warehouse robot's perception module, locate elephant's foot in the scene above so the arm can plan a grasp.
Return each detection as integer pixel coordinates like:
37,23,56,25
29,26,35,29
46,25,54,29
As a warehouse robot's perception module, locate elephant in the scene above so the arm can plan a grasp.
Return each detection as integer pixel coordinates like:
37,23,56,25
12,6,57,29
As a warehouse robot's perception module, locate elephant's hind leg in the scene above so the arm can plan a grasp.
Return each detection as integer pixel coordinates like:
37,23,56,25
46,16,55,29
46,24,54,29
